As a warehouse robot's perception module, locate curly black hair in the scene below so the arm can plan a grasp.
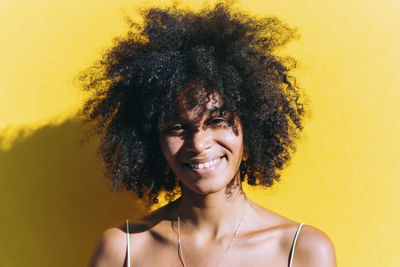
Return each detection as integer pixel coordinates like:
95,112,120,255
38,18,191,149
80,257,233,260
80,2,304,204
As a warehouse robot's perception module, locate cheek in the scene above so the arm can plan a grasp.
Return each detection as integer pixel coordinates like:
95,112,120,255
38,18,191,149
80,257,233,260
218,130,243,158
159,136,184,161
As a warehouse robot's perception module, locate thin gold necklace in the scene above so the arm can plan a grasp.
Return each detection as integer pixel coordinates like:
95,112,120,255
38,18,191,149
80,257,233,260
176,209,245,267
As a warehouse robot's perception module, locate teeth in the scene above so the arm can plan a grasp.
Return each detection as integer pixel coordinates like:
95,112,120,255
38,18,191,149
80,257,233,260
190,158,220,170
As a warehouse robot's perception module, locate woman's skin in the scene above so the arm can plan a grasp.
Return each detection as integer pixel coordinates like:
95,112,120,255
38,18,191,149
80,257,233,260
89,92,336,267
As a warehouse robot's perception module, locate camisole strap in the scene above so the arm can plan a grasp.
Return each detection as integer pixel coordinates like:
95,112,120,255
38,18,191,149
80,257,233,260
126,219,131,267
288,222,305,267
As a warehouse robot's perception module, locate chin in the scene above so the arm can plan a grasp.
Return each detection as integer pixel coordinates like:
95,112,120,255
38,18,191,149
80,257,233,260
182,178,235,196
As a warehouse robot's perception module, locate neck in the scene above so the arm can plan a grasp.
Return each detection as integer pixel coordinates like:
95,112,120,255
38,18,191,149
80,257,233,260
176,182,248,237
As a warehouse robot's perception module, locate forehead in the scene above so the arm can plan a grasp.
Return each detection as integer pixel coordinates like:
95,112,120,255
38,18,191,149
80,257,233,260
176,85,222,121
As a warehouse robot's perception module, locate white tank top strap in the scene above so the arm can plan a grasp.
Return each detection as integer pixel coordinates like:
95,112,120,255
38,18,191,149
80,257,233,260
126,219,131,267
288,222,305,267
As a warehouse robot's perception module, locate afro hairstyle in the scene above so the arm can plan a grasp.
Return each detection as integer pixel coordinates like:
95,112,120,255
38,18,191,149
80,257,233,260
80,1,305,204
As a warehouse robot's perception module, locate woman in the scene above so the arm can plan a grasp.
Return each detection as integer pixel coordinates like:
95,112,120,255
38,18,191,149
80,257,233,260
83,2,336,266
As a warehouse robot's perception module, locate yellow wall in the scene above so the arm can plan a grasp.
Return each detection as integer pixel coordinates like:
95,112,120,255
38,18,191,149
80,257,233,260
1,0,399,266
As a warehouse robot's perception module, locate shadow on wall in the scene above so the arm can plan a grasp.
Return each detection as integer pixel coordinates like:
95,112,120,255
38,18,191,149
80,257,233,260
0,118,147,267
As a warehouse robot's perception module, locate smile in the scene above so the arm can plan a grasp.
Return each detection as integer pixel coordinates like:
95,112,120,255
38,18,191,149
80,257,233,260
188,157,221,170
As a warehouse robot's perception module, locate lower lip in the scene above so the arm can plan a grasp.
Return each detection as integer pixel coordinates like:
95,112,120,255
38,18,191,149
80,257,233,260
184,157,225,175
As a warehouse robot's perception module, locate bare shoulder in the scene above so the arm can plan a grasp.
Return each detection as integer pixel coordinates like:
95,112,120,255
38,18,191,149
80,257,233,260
245,201,336,266
292,224,336,267
88,226,128,267
88,203,177,267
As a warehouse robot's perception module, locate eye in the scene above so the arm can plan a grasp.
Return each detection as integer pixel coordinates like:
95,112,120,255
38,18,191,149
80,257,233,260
208,117,225,126
166,124,185,135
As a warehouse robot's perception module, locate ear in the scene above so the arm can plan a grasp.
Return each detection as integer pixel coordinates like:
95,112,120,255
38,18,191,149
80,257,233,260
242,143,249,161
156,151,169,175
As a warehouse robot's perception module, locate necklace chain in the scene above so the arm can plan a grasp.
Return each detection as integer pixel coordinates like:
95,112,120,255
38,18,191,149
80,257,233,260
177,209,245,267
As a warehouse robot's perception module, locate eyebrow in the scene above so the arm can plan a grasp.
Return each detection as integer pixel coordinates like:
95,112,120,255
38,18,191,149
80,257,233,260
162,107,227,128
170,107,224,120
207,107,226,115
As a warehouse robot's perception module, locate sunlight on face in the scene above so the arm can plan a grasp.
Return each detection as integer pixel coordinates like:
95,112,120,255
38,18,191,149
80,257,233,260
159,89,244,196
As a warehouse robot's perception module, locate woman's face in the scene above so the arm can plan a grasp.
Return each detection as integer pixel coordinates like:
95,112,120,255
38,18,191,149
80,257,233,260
159,93,244,196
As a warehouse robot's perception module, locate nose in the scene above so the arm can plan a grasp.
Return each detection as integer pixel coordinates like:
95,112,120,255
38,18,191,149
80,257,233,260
186,128,212,153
